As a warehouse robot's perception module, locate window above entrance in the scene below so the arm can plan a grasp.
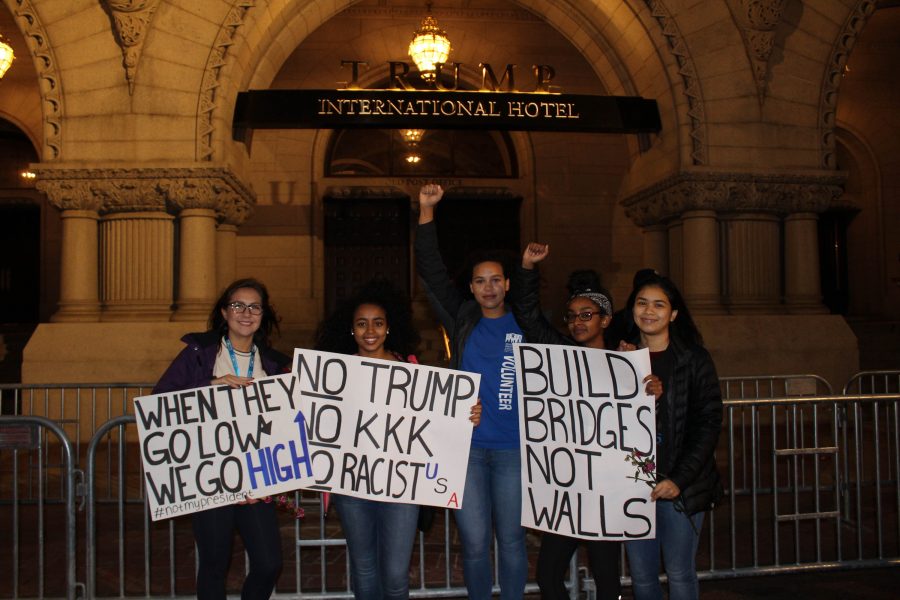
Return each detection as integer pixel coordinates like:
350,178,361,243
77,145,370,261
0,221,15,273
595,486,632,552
326,128,517,178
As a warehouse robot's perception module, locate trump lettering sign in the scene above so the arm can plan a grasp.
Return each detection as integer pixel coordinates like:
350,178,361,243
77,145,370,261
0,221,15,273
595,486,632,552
291,349,480,509
134,373,313,521
515,344,657,540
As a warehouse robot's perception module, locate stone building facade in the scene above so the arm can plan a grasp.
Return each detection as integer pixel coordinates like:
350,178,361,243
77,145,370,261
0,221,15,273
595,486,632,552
0,0,897,389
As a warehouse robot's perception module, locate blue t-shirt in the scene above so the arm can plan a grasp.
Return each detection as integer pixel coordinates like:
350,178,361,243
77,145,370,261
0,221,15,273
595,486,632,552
460,311,523,449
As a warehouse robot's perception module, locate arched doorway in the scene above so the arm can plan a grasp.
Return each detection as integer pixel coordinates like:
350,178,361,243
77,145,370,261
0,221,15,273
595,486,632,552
0,118,44,384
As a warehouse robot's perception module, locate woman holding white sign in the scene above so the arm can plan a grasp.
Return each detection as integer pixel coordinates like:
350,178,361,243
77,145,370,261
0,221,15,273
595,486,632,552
315,279,483,600
620,273,723,600
153,278,290,600
513,243,625,600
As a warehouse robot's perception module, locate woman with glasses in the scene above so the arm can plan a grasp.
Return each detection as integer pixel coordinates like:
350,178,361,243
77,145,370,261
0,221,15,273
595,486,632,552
153,278,289,600
315,279,482,599
512,243,629,600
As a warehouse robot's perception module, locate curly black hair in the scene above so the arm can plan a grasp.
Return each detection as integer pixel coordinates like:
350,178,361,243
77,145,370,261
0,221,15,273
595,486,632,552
315,279,421,357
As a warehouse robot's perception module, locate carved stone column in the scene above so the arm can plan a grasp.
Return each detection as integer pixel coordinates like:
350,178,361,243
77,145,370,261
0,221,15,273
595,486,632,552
667,220,683,288
216,224,239,293
214,190,254,293
93,176,173,320
784,212,827,313
100,211,174,320
621,170,846,314
722,213,781,312
35,178,102,321
642,224,669,276
681,210,723,313
159,173,255,320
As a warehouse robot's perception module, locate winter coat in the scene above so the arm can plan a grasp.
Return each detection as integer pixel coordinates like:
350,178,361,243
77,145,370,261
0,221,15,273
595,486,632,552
153,330,291,395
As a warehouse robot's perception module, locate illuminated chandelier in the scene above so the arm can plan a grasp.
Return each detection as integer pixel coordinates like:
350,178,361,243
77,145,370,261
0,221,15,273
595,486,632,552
408,7,451,82
400,129,425,147
0,35,14,80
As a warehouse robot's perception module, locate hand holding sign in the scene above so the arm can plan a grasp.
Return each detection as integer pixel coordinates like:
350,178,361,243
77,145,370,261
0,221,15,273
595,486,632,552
515,344,656,540
134,373,314,520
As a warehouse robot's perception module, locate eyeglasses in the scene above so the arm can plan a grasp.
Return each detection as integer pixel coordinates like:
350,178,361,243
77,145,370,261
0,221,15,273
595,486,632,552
563,310,601,323
228,301,263,315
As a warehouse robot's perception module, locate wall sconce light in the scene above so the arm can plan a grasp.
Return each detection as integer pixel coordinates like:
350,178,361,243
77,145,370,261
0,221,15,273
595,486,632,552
408,6,450,82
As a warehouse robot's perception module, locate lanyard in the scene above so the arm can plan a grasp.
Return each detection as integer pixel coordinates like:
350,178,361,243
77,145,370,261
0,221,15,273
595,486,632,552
224,336,256,378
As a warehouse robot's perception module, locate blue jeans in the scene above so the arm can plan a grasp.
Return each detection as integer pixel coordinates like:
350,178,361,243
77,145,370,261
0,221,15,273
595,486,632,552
453,447,528,600
333,495,419,600
625,500,706,600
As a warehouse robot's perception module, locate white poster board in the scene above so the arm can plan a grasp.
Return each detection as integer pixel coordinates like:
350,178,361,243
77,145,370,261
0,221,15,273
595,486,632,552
135,373,313,521
291,349,480,509
515,344,657,540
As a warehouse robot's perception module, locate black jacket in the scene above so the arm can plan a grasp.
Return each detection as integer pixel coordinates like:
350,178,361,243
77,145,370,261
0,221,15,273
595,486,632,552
513,264,722,514
414,221,486,369
661,337,724,514
510,264,574,346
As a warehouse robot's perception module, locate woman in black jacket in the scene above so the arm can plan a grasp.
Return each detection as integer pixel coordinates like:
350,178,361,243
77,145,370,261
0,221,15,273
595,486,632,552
621,273,723,600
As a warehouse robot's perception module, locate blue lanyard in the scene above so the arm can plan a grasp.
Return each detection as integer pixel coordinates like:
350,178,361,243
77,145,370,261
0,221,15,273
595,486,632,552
224,336,256,377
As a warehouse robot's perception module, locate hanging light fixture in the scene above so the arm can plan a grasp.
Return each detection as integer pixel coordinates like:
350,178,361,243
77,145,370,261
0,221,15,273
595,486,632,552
408,5,451,82
401,129,425,147
0,35,14,80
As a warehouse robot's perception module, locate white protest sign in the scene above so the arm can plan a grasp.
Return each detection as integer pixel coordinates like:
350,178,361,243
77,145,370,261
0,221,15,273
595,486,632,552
291,349,480,509
134,373,312,521
515,344,656,540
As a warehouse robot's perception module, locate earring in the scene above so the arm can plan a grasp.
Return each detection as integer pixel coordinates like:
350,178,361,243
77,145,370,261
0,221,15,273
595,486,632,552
387,330,391,335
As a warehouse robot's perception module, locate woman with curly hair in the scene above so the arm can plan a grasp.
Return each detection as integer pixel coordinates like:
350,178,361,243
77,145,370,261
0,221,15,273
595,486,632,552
153,278,289,600
316,279,480,600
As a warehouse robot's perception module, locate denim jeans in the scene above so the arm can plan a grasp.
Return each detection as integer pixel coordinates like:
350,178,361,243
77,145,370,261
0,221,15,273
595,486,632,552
453,446,528,600
191,502,282,600
333,494,419,600
624,500,706,600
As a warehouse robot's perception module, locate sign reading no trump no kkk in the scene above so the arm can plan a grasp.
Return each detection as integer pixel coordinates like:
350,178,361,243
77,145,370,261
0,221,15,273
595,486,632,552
515,344,657,540
135,350,481,520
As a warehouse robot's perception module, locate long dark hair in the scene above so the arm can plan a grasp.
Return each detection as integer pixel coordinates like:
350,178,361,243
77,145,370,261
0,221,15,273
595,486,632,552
315,279,420,357
625,273,704,348
208,278,281,348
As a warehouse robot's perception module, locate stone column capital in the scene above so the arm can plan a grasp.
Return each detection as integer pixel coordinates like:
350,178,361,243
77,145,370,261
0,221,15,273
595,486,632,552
32,165,257,221
620,170,848,227
35,179,102,213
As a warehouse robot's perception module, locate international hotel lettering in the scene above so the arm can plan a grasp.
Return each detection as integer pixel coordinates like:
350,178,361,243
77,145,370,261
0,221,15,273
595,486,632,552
232,60,662,137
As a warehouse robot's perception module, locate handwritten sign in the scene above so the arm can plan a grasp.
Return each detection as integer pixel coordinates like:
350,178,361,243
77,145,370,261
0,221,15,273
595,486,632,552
135,373,311,521
291,349,480,509
515,344,656,540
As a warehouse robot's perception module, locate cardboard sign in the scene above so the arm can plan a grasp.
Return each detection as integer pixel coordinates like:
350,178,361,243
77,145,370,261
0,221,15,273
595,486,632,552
135,373,312,521
291,349,480,509
515,344,657,540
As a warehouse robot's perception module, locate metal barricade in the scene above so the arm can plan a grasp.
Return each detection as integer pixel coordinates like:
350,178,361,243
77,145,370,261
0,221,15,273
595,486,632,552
4,379,900,598
0,415,78,600
705,391,900,579
82,413,541,598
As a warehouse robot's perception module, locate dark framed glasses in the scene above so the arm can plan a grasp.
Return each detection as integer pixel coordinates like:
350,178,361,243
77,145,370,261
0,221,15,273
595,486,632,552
228,301,263,315
563,310,600,323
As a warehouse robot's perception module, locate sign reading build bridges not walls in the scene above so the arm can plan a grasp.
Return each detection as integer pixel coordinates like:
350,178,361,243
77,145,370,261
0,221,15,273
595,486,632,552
233,89,662,136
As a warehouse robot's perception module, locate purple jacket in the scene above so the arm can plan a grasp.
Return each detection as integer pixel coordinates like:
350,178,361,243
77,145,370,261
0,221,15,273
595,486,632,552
153,330,291,394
